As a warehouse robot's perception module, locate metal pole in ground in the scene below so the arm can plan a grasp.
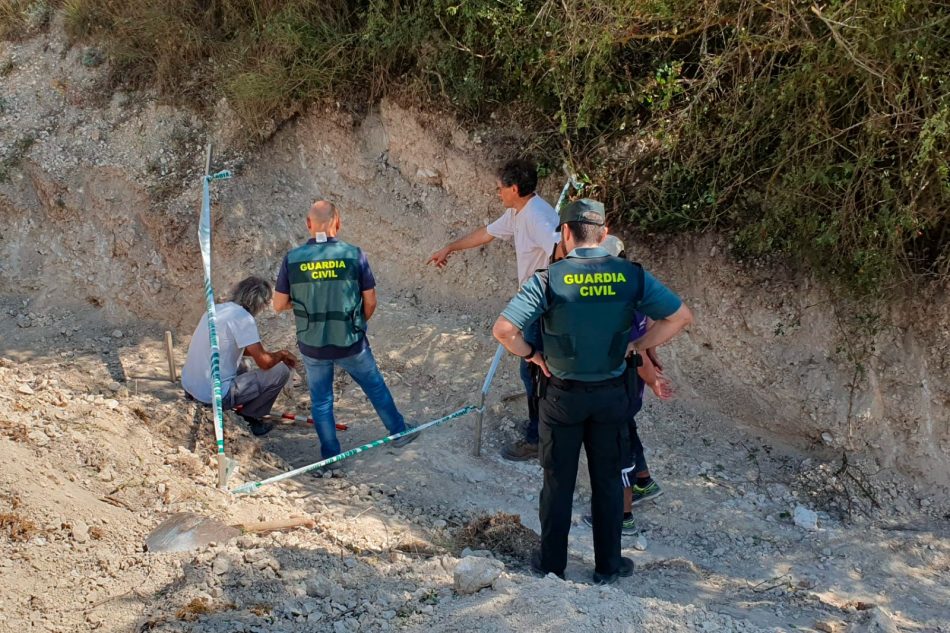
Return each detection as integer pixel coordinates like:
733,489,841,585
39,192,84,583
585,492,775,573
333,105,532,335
473,343,505,457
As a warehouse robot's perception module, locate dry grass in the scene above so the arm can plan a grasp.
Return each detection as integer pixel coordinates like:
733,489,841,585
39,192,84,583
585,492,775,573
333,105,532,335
454,512,540,563
175,598,212,622
393,537,443,558
0,418,29,442
0,512,39,542
0,0,53,39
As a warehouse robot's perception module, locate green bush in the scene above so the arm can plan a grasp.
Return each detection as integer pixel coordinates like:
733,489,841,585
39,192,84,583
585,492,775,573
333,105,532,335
24,0,950,292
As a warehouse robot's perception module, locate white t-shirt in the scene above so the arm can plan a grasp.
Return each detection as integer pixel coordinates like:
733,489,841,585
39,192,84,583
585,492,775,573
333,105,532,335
181,302,261,403
486,195,560,285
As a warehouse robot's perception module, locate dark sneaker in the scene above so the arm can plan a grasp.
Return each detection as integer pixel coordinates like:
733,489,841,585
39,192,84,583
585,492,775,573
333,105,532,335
501,440,539,461
310,459,345,478
530,551,564,580
248,420,275,437
582,513,638,535
391,424,420,448
631,480,663,506
592,557,634,585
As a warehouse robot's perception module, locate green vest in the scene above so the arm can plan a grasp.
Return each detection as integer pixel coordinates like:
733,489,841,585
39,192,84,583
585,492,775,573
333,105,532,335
287,240,366,349
541,256,645,381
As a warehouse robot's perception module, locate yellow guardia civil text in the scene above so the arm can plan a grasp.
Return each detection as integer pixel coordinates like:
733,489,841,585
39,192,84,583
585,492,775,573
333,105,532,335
299,260,346,279
562,271,627,297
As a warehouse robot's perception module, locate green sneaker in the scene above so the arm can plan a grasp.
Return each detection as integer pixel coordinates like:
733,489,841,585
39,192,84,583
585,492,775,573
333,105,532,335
631,480,663,506
582,513,638,535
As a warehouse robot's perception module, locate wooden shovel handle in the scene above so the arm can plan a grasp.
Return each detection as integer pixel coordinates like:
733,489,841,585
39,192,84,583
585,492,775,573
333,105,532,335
235,517,316,533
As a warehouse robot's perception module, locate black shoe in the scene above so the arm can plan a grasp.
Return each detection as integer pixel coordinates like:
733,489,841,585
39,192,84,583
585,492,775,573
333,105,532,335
248,419,275,437
309,460,345,478
592,557,634,585
529,551,564,580
391,424,420,448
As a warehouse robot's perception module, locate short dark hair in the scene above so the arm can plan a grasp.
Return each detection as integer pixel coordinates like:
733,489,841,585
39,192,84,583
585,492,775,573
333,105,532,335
497,159,537,196
230,276,273,316
564,221,605,245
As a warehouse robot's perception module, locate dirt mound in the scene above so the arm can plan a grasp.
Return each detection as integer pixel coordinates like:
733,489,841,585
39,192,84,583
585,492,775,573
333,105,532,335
455,513,540,562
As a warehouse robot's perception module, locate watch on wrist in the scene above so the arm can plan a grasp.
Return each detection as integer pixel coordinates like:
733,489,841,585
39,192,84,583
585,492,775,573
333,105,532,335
521,343,536,360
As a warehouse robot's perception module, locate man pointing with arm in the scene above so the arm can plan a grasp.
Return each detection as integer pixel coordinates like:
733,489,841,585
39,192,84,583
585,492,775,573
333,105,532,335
428,158,559,461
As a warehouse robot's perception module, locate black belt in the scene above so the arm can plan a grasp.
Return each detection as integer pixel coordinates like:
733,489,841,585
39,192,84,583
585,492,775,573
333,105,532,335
546,373,626,391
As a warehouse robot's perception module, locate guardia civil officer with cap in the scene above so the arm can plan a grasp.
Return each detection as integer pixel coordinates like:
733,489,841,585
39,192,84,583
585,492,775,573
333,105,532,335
492,199,692,583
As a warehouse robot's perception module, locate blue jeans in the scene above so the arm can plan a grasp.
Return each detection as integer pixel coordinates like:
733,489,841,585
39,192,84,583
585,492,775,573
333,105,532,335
301,347,407,459
520,320,542,444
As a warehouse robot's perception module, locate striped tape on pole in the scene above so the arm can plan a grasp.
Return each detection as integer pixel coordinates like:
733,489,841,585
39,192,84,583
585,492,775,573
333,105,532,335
198,169,232,482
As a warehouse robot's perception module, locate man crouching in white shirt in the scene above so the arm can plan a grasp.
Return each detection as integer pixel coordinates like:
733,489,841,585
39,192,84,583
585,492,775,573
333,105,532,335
181,276,298,437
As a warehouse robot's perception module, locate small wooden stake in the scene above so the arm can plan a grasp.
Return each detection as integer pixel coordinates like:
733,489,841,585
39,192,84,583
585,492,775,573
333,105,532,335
164,330,177,383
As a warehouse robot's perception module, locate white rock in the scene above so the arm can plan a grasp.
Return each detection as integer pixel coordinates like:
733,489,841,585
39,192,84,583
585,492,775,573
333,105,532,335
793,505,819,531
107,381,122,392
28,430,50,446
71,520,89,543
18,384,34,395
415,168,442,186
111,330,123,338
212,555,231,575
460,548,493,558
104,399,119,409
305,577,333,598
848,607,899,633
453,556,504,595
633,535,648,551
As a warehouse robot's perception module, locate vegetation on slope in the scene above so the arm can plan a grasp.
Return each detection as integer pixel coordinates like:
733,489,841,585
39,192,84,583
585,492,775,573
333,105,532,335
2,0,948,292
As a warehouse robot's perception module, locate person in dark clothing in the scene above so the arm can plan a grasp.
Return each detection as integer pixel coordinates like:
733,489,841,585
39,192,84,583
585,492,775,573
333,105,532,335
492,199,692,584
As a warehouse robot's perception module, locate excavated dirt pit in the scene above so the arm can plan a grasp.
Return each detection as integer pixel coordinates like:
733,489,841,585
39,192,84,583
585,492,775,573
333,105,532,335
1,290,948,633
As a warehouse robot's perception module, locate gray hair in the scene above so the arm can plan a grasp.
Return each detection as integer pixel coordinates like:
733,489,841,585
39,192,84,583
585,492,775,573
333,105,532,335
230,276,273,316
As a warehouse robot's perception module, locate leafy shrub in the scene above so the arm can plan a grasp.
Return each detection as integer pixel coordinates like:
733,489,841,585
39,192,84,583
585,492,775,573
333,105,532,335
20,0,950,292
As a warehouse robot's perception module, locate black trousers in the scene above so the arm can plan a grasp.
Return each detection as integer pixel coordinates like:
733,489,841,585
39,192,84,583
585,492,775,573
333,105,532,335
538,377,630,577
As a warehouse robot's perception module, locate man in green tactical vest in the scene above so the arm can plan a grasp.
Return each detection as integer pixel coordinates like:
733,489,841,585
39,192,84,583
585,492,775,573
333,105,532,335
492,199,693,584
273,201,418,462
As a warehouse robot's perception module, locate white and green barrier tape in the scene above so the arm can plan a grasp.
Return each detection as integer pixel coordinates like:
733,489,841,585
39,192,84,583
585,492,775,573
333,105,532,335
231,405,478,495
198,168,233,488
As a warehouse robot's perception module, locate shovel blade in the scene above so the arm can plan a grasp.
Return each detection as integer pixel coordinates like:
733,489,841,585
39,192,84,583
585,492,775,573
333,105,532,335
145,512,240,553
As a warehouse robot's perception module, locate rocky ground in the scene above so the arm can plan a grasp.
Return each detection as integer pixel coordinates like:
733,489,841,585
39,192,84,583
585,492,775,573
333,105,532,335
1,293,948,633
2,17,949,633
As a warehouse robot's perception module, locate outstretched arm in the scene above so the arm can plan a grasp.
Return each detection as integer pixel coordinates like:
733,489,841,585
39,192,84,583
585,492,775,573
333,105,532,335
244,342,297,370
427,226,494,268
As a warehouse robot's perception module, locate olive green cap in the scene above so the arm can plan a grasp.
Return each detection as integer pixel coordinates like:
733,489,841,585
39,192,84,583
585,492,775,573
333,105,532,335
556,198,606,231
